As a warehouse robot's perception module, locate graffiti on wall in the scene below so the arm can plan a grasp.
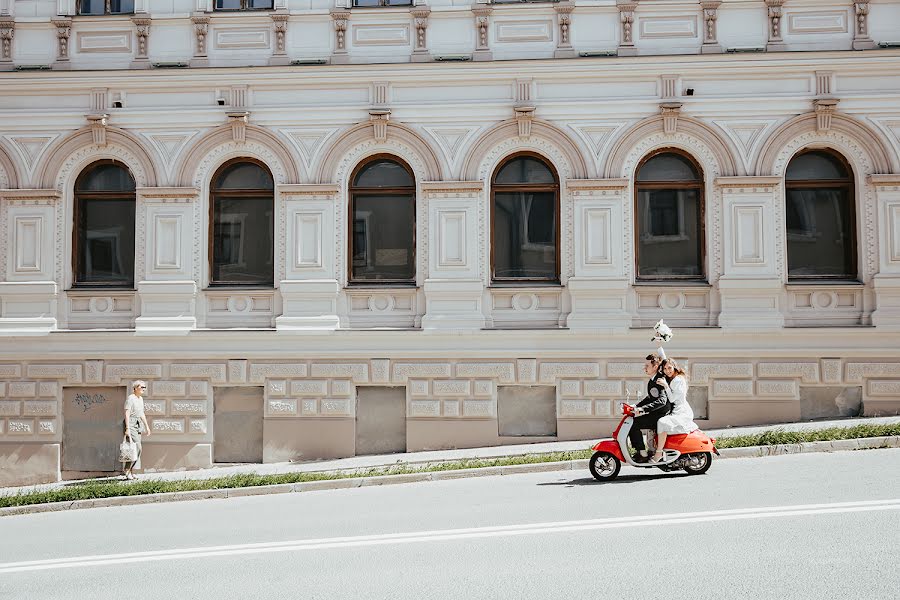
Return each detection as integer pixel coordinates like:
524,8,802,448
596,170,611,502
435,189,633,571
73,393,108,413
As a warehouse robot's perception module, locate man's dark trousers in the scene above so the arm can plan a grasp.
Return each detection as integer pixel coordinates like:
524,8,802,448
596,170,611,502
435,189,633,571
629,409,668,453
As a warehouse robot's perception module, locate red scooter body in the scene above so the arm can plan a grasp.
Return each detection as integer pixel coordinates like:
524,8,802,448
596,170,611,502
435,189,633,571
588,402,718,480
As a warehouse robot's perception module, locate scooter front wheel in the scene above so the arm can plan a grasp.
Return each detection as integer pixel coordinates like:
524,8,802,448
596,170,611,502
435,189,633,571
589,451,621,481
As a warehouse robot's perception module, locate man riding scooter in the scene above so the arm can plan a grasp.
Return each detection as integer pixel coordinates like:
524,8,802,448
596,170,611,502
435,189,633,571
630,351,673,463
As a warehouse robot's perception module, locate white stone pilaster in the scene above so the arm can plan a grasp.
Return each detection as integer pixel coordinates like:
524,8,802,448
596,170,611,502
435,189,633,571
715,177,784,330
420,181,485,330
870,175,900,330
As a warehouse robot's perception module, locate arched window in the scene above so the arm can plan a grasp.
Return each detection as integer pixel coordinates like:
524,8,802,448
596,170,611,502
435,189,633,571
349,156,416,283
210,159,274,286
635,150,704,280
785,150,856,280
74,161,136,287
491,154,559,282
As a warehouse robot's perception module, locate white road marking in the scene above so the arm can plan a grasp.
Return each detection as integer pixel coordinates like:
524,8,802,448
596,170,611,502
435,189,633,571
2,499,898,574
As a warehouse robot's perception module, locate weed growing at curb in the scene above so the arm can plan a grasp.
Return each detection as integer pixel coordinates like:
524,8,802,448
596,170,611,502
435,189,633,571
1,424,898,509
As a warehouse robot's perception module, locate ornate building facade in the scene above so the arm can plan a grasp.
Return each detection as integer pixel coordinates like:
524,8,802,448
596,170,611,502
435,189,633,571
1,0,899,485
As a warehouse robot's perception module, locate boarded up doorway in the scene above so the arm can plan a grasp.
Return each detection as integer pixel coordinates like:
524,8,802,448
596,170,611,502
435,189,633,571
498,386,557,437
356,386,406,456
214,387,264,463
62,386,126,473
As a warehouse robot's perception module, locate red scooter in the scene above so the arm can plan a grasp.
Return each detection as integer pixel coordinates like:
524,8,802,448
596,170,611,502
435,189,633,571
589,402,718,481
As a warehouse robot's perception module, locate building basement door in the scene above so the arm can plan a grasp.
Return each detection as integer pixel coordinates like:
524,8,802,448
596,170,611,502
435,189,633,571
356,386,406,456
214,386,264,463
62,386,126,473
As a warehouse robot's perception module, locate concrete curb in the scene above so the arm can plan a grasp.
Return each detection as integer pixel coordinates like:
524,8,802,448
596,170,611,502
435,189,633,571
2,437,897,517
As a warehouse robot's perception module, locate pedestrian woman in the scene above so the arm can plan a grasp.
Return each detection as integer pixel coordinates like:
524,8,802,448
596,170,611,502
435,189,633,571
651,358,696,463
123,380,151,480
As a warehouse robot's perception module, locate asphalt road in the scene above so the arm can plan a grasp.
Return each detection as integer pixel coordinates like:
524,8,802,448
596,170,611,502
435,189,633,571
1,449,898,600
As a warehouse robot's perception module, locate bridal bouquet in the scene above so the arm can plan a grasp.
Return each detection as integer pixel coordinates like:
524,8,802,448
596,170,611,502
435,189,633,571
651,319,673,343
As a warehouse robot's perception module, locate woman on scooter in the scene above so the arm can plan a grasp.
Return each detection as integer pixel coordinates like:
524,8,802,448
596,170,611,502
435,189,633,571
651,358,697,463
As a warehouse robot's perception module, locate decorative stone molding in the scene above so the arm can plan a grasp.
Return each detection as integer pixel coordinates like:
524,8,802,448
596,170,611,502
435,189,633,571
226,111,250,143
660,102,682,135
131,17,151,69
853,1,876,50
813,98,839,133
514,106,535,139
472,6,493,62
700,1,722,54
616,1,637,56
411,7,431,63
554,2,576,59
86,114,109,146
190,14,210,67
765,0,786,52
51,18,72,68
815,71,833,97
331,9,350,65
270,12,290,66
0,18,13,67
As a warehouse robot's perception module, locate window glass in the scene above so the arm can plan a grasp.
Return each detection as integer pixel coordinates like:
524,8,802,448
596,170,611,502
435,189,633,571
353,159,414,188
785,151,848,181
635,152,704,279
215,162,274,190
350,158,416,283
785,151,855,279
78,0,106,14
494,156,555,185
75,162,136,287
493,191,557,279
211,161,275,285
110,0,135,13
76,163,136,192
636,153,699,182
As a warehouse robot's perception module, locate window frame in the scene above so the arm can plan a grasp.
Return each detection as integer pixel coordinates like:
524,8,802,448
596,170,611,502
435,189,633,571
633,148,706,282
784,148,857,282
72,159,136,289
490,152,561,285
347,154,417,286
213,0,274,11
208,157,275,288
76,1,136,15
351,0,414,7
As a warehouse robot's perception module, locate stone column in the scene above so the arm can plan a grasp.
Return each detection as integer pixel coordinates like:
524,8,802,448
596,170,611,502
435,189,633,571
852,1,876,50
870,175,900,330
0,18,13,70
420,181,486,330
472,6,492,62
276,184,342,331
700,1,722,54
51,18,71,69
0,190,62,335
411,7,431,63
190,14,209,67
765,0,786,52
564,179,631,332
714,176,785,330
330,9,350,65
554,2,576,59
270,11,290,66
134,187,201,335
616,1,637,57
131,17,151,69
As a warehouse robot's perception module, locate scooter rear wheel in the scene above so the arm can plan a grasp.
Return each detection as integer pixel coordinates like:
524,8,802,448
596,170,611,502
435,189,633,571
589,451,621,481
683,452,712,475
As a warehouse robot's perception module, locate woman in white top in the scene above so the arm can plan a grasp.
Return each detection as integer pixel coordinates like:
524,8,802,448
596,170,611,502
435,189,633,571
651,358,697,463
123,380,151,480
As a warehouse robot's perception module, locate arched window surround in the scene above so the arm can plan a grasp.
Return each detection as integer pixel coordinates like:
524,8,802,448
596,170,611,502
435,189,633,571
72,159,136,289
208,157,275,287
633,148,706,282
347,154,417,286
784,148,857,281
490,152,561,284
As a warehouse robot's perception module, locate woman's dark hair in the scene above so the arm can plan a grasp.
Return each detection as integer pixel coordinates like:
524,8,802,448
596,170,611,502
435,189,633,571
661,358,687,381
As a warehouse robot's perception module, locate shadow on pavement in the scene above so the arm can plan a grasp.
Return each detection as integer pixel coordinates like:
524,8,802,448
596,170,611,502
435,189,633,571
538,472,691,486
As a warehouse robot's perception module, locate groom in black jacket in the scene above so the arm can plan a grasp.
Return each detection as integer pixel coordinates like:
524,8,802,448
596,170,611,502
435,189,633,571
630,352,673,462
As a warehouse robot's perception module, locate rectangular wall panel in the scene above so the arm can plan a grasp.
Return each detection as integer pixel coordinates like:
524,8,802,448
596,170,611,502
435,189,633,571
295,213,323,268
583,208,611,265
733,206,764,264
14,217,41,273
438,210,466,267
153,215,182,270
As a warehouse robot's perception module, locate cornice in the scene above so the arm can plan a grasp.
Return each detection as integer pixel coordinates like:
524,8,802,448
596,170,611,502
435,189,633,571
278,183,341,195
868,174,900,187
565,178,629,190
715,176,782,187
0,188,61,200
420,180,483,192
136,186,199,198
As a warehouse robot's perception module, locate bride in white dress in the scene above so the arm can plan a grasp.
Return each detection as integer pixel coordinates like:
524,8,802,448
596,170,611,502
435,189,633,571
651,358,697,463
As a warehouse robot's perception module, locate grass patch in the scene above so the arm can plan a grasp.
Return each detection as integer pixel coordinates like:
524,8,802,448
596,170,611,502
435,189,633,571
2,424,897,510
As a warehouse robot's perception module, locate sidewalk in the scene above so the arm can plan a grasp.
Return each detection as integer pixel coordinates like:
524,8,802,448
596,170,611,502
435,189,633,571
3,415,899,497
